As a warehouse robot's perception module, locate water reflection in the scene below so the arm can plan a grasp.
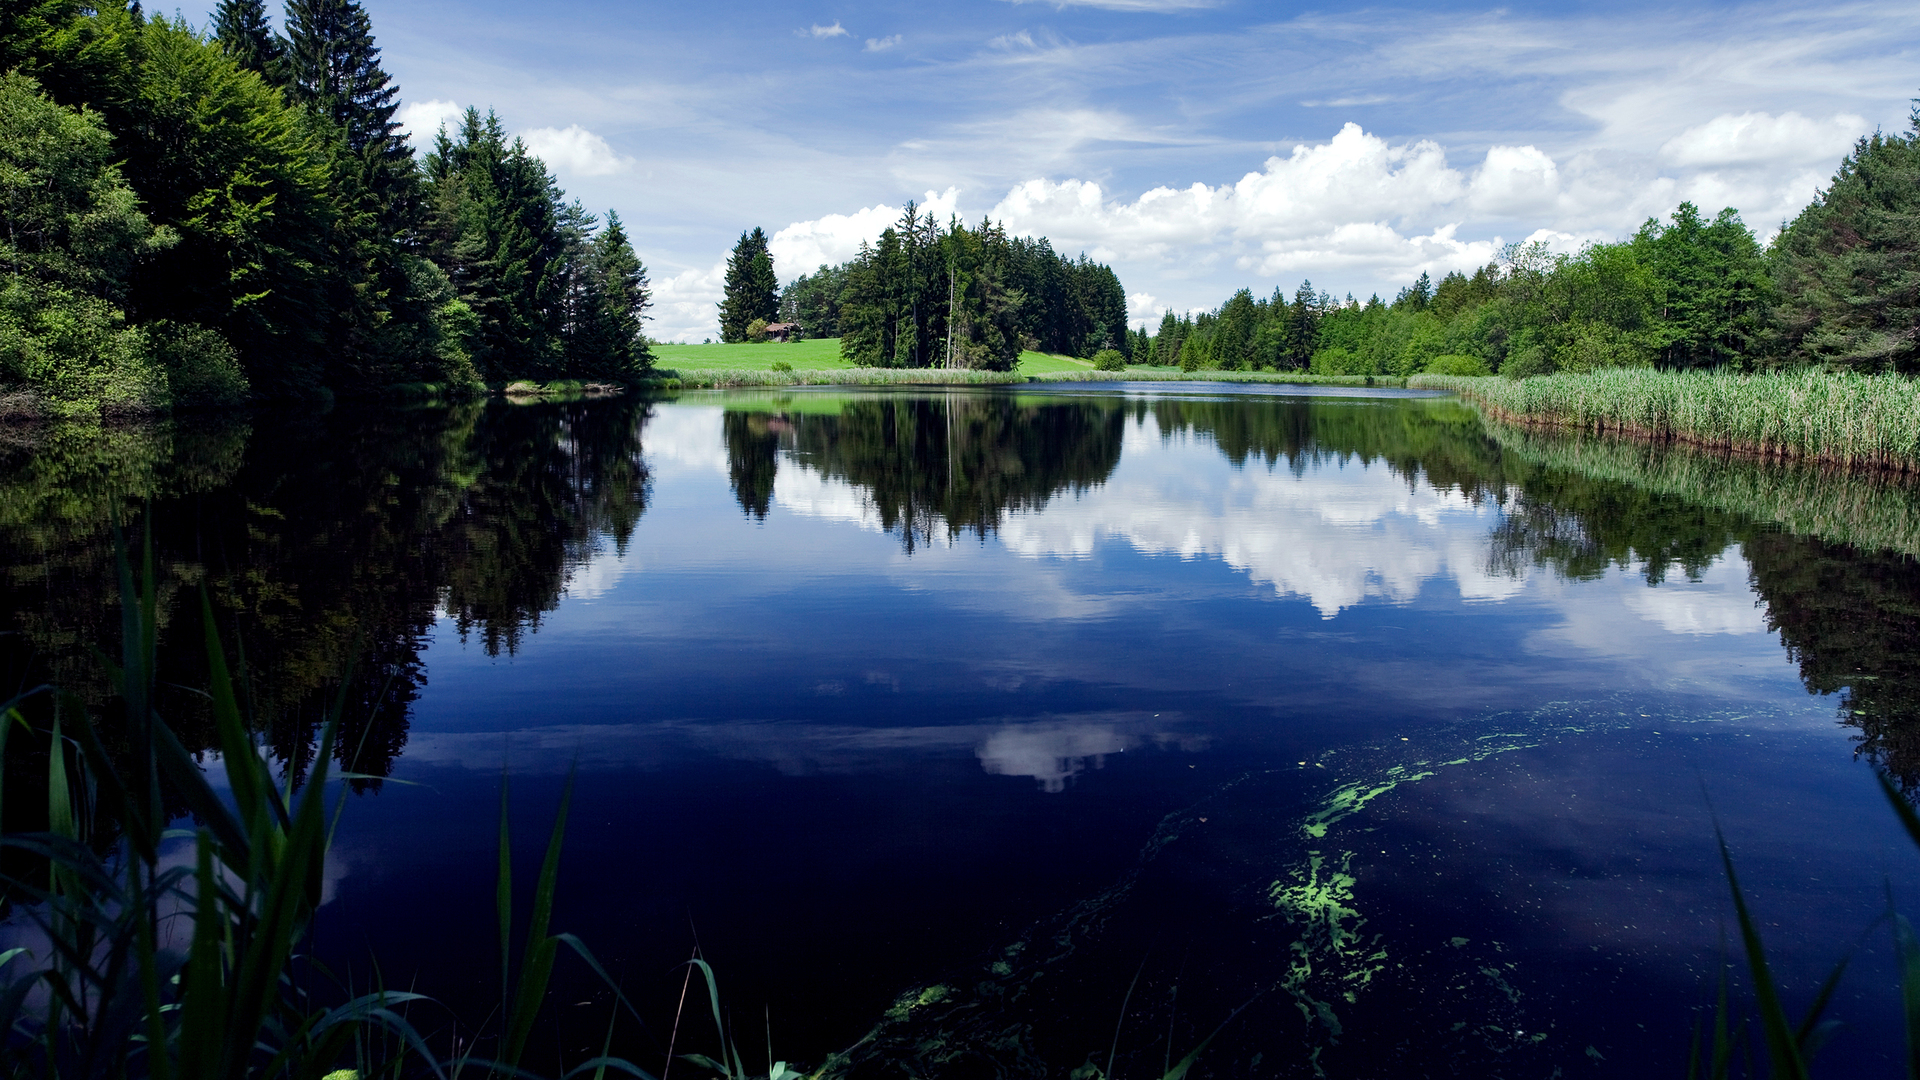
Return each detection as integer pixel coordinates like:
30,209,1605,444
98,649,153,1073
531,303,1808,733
726,393,1125,550
9,386,1920,1073
0,397,653,805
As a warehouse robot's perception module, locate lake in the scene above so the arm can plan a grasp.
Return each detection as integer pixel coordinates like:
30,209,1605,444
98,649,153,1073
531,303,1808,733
5,383,1919,1077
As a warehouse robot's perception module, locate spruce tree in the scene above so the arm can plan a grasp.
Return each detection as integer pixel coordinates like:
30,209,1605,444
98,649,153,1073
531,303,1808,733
284,0,403,159
211,0,285,83
573,210,652,377
717,226,778,342
1773,110,1920,373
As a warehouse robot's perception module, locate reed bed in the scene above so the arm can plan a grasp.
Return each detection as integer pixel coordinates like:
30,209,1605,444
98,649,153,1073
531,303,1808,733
648,368,1406,390
1485,421,1920,558
1030,370,1407,387
650,367,1027,388
1412,369,1920,472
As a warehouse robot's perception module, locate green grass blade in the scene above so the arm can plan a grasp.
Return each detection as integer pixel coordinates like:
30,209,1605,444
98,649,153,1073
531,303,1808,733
1107,952,1149,1079
46,710,74,844
201,591,268,837
0,702,36,837
1880,770,1920,851
1794,954,1850,1060
498,768,513,1023
223,717,340,1080
1894,908,1920,1080
177,833,229,1080
502,769,576,1070
1161,994,1258,1080
1716,823,1808,1080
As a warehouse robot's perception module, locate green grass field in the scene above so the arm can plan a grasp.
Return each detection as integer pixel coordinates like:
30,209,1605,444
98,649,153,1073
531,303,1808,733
650,338,856,370
652,338,1114,375
645,338,1379,387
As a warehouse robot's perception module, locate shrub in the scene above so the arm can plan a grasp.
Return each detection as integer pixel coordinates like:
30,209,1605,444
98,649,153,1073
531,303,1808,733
771,360,793,372
1425,353,1491,376
746,317,770,343
147,320,248,406
1092,349,1126,371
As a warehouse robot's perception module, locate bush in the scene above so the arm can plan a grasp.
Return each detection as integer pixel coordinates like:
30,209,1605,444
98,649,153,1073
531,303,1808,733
1424,353,1491,376
147,320,248,407
1092,349,1126,371
745,317,769,343
771,360,792,372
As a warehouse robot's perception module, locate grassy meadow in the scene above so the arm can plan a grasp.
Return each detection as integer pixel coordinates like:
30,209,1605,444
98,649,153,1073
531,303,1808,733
647,338,1404,387
649,338,1107,374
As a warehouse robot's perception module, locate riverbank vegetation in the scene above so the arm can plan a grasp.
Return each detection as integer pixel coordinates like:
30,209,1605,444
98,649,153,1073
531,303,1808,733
0,0,655,418
1138,101,1918,381
1413,368,1920,471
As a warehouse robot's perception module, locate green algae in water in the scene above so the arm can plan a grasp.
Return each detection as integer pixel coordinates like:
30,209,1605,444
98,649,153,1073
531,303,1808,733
812,697,1825,1078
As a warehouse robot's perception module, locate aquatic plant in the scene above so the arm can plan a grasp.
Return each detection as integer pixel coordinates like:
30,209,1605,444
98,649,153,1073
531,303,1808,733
0,535,653,1079
1413,369,1920,472
1686,770,1920,1079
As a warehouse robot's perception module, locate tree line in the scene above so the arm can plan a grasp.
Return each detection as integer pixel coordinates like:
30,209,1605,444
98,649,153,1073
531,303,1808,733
0,0,654,417
1143,102,1920,378
724,205,1130,369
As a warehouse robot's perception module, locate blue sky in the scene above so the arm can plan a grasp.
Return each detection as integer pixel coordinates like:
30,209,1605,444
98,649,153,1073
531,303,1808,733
359,0,1919,341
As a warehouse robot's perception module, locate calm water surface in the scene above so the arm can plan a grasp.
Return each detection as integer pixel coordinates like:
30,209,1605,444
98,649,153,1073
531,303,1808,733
6,384,1920,1077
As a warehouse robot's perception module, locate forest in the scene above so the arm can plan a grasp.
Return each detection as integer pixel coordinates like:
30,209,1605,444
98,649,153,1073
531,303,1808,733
1141,105,1920,379
725,207,1131,370
0,0,654,417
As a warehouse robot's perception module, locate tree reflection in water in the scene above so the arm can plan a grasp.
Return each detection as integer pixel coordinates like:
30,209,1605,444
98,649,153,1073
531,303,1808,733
0,396,653,824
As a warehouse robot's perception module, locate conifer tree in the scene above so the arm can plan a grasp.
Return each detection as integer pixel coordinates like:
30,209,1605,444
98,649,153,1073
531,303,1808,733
211,0,285,83
717,226,778,342
284,0,401,156
1772,112,1920,373
565,210,652,378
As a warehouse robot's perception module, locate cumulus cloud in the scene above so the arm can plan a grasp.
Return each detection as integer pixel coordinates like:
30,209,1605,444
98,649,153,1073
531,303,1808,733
396,98,464,143
865,34,902,52
520,125,629,177
650,261,727,342
1661,110,1868,167
768,187,961,279
805,21,849,38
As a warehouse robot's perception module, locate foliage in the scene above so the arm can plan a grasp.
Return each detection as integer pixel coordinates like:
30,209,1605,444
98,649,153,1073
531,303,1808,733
0,70,249,415
777,263,846,339
1091,349,1125,371
421,109,649,383
824,204,1126,369
1772,104,1920,373
718,227,778,343
0,0,656,411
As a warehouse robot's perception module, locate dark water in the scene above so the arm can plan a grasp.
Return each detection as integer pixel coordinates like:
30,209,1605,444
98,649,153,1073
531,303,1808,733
6,384,1920,1077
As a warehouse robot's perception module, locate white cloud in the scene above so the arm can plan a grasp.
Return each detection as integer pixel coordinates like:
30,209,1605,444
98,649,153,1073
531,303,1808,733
805,22,849,38
1126,290,1159,327
650,261,727,343
1661,110,1869,167
520,124,629,177
865,34,902,52
396,98,464,143
767,187,962,279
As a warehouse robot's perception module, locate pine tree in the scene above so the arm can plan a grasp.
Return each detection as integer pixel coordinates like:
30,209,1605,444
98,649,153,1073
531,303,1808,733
211,0,285,83
574,210,652,377
284,0,405,165
717,226,779,342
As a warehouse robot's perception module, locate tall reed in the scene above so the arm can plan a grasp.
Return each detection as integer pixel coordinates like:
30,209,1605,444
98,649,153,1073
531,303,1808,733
1412,370,1920,472
0,532,651,1080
